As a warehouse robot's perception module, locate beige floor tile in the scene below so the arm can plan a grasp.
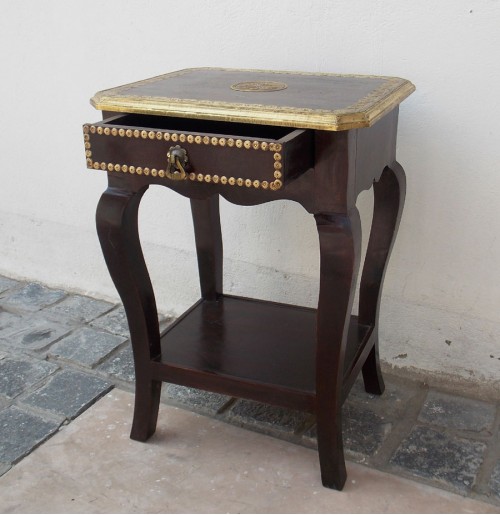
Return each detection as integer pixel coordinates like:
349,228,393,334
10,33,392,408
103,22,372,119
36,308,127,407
0,390,495,514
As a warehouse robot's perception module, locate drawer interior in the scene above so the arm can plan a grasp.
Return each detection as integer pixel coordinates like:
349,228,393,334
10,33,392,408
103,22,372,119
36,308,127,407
103,114,293,141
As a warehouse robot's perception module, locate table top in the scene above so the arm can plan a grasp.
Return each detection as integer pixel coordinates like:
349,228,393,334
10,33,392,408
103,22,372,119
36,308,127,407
91,68,414,131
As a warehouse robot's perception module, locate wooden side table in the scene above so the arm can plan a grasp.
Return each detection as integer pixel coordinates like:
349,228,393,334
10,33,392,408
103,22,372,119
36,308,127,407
83,68,414,490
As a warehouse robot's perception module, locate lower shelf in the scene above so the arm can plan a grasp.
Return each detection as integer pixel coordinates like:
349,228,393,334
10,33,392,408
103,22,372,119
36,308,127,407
152,295,373,412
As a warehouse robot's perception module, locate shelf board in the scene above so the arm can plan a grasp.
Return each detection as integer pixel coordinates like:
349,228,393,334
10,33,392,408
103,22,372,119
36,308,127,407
153,295,373,412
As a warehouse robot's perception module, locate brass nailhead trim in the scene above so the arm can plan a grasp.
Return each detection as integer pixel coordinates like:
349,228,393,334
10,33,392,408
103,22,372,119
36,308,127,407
84,124,284,190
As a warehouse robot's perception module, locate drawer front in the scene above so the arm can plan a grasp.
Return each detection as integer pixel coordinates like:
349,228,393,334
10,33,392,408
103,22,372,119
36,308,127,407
83,116,313,191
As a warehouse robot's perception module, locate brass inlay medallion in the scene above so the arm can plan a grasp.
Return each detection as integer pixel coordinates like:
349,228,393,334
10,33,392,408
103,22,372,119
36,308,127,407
230,81,288,92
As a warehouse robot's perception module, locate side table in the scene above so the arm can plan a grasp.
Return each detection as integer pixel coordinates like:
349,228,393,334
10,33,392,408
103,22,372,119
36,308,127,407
83,68,414,490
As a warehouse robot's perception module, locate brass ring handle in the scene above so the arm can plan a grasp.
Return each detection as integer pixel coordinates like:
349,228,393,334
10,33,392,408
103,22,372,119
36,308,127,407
166,145,188,180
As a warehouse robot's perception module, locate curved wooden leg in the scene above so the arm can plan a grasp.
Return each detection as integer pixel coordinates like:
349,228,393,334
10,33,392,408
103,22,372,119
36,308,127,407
96,183,162,442
315,208,361,490
190,195,223,300
359,162,406,394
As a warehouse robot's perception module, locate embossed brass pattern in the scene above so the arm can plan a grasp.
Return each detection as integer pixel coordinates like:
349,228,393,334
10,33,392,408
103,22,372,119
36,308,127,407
230,81,288,92
83,124,284,190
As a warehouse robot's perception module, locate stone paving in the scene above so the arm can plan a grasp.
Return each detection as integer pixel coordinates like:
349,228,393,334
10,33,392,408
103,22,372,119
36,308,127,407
0,275,499,506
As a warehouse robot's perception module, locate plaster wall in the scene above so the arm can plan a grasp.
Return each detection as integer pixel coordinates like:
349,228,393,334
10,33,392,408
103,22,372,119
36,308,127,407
1,0,499,391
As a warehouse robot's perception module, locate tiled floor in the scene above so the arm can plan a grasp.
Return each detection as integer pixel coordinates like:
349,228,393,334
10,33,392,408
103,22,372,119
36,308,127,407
0,276,499,511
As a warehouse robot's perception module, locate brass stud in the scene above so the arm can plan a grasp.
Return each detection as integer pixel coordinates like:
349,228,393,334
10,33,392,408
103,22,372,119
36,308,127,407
274,153,281,161
83,126,89,134
197,174,204,181
171,134,178,142
164,133,170,141
156,132,163,140
84,134,90,141
122,165,128,172
158,170,165,178
203,136,210,145
261,142,268,151
179,134,186,142
245,179,252,187
104,128,111,135
126,129,132,137
111,128,118,136
114,164,120,172
227,138,234,147
144,168,150,175
148,131,155,139
100,163,106,170
107,163,114,171
93,162,99,170
253,180,260,188
252,141,259,150
270,179,282,190
141,130,148,139
136,167,143,175
195,135,202,144
243,140,251,149
268,143,275,151
211,137,218,146
237,178,244,186
212,175,219,183
220,176,228,184
187,135,194,143
85,150,92,157
204,174,211,183
228,177,236,185
133,130,140,138
84,142,91,149
274,162,282,170
189,173,196,180
274,143,282,152
86,158,92,166
129,166,135,174
261,181,269,190
219,138,226,146
274,170,282,179
90,126,96,134
151,169,158,177
97,127,103,135
235,139,243,148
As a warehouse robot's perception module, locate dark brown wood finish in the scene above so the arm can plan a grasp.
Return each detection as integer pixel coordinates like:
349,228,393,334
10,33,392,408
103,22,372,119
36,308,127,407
91,73,409,490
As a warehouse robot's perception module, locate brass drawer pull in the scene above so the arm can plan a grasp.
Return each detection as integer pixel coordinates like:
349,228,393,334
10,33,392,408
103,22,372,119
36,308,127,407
166,145,188,180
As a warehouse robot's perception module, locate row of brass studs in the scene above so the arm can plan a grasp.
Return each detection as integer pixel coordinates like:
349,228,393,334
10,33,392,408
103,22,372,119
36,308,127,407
83,125,282,152
86,159,283,190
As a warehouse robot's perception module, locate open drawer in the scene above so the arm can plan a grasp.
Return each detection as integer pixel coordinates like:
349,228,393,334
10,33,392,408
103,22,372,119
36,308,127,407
83,114,313,191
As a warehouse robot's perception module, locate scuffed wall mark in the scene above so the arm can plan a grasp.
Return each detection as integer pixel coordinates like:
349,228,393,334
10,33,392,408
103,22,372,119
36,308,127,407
445,339,452,346
393,353,408,359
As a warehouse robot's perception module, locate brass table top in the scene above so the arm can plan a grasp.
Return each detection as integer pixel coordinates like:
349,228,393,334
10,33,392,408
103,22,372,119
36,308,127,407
91,68,415,131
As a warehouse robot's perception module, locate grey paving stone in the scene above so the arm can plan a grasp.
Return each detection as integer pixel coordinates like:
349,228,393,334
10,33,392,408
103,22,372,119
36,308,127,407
90,306,130,338
0,406,60,463
348,376,420,417
0,276,20,293
490,460,500,500
42,295,114,324
0,315,71,351
48,328,126,368
0,283,66,312
303,403,392,458
0,462,11,477
0,356,58,399
227,399,310,435
418,390,495,433
164,384,231,416
97,344,135,383
390,425,486,494
21,369,113,420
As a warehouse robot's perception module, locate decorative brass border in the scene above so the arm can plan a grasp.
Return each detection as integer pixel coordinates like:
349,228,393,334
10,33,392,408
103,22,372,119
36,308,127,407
90,67,415,131
83,124,283,191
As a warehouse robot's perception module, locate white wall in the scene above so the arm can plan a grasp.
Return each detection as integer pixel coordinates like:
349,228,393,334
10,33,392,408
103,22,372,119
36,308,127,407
1,0,499,393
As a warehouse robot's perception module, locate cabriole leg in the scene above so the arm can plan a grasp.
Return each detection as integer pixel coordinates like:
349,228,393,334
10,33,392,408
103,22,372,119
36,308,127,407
96,183,162,441
359,162,407,394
